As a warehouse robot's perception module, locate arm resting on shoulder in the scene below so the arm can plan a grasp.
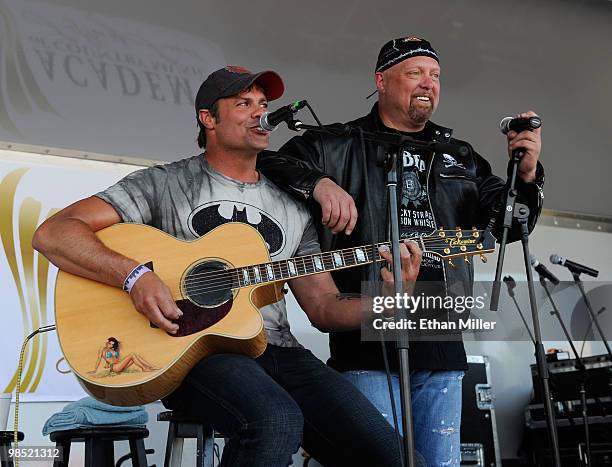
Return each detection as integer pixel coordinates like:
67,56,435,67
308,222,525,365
257,129,332,201
258,130,358,234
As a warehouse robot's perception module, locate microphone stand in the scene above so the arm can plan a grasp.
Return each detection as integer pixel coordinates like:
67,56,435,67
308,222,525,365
570,271,612,359
504,275,536,345
488,148,562,467
285,120,465,467
383,145,417,467
539,275,592,466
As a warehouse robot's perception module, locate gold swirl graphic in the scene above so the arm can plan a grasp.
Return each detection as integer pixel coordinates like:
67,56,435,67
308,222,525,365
31,208,58,391
18,198,42,390
1,169,54,393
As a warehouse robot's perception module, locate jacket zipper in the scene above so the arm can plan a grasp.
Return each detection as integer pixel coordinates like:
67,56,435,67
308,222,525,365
439,173,478,182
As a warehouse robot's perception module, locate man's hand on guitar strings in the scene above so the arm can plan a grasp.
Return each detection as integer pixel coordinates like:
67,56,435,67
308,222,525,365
129,272,182,334
378,239,422,289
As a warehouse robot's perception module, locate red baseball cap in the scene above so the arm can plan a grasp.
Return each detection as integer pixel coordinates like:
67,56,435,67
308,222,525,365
195,66,284,113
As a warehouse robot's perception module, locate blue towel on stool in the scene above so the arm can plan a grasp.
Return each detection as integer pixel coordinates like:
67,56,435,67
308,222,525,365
43,397,148,435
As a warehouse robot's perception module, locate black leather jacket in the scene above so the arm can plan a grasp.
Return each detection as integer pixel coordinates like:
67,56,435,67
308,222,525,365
258,103,544,371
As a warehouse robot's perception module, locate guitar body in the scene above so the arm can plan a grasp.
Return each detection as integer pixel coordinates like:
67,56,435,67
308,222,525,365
55,223,281,406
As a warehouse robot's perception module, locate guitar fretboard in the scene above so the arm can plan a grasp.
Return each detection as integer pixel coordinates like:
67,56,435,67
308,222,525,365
181,229,493,297
229,241,416,288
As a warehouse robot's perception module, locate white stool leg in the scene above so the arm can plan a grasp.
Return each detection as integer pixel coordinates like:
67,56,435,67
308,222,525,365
169,437,184,467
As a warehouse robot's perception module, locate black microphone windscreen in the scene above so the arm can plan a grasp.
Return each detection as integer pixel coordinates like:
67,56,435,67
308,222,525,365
500,117,513,135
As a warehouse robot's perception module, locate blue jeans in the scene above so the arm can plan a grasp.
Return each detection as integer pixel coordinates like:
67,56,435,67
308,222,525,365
163,346,403,467
344,369,464,467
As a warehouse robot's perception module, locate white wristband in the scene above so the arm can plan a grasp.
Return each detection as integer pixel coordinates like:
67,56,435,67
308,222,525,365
123,264,152,294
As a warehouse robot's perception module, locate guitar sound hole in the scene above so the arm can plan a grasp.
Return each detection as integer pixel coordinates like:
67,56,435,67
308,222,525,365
184,260,234,307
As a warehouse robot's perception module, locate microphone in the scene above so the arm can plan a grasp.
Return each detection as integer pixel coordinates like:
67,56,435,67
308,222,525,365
259,100,307,131
550,254,599,278
530,255,560,285
503,275,516,296
499,116,542,135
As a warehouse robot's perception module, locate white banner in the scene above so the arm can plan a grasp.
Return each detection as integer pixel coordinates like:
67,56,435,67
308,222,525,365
0,148,144,400
0,0,225,160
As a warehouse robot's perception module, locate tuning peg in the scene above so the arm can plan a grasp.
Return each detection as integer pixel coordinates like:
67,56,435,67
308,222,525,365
479,254,488,263
438,227,446,238
455,226,462,238
464,256,471,264
472,228,479,238
448,258,455,268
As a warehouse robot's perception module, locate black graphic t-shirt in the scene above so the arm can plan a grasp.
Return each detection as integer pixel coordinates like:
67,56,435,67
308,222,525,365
326,125,468,373
397,128,444,284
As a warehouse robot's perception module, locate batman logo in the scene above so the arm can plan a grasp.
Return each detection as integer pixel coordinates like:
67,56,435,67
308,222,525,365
188,200,286,256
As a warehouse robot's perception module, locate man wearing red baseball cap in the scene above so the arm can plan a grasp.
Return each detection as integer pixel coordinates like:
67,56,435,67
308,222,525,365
33,66,423,466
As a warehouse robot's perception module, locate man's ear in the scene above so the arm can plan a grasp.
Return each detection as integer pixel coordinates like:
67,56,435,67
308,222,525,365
375,72,385,94
199,109,216,130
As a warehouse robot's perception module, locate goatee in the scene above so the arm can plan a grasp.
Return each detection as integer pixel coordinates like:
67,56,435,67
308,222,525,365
408,104,433,126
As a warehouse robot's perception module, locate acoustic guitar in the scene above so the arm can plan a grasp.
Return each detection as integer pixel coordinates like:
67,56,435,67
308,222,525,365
55,222,494,405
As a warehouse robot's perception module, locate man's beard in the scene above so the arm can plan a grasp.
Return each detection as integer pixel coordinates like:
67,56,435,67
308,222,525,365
408,102,434,125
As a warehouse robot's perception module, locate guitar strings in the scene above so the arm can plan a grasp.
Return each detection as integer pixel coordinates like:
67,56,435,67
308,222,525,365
180,251,486,296
179,233,490,294
180,238,488,286
182,244,389,283
181,252,490,297
181,232,487,283
180,238,488,289
181,251,390,294
181,251,388,294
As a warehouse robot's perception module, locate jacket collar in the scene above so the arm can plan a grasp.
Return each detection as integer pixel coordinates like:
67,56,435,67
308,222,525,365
368,102,454,143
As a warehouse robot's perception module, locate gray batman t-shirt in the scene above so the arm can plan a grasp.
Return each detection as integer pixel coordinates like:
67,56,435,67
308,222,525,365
96,154,320,347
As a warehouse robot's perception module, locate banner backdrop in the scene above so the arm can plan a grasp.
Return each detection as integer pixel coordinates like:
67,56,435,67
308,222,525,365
0,0,225,160
0,149,145,400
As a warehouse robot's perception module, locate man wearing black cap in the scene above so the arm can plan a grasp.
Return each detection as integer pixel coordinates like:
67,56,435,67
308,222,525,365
32,65,423,466
258,37,544,465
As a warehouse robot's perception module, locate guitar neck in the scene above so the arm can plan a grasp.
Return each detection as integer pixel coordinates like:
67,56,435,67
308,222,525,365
229,239,426,288
182,227,492,295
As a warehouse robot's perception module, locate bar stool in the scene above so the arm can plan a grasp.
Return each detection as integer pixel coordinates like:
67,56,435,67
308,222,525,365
157,411,215,467
0,431,24,467
49,426,150,467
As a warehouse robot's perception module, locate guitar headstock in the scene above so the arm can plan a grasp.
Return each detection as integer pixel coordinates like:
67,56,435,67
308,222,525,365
422,227,496,267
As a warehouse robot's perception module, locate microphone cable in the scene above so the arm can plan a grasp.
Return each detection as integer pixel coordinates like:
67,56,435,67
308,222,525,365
579,306,607,358
304,101,323,128
11,324,56,467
